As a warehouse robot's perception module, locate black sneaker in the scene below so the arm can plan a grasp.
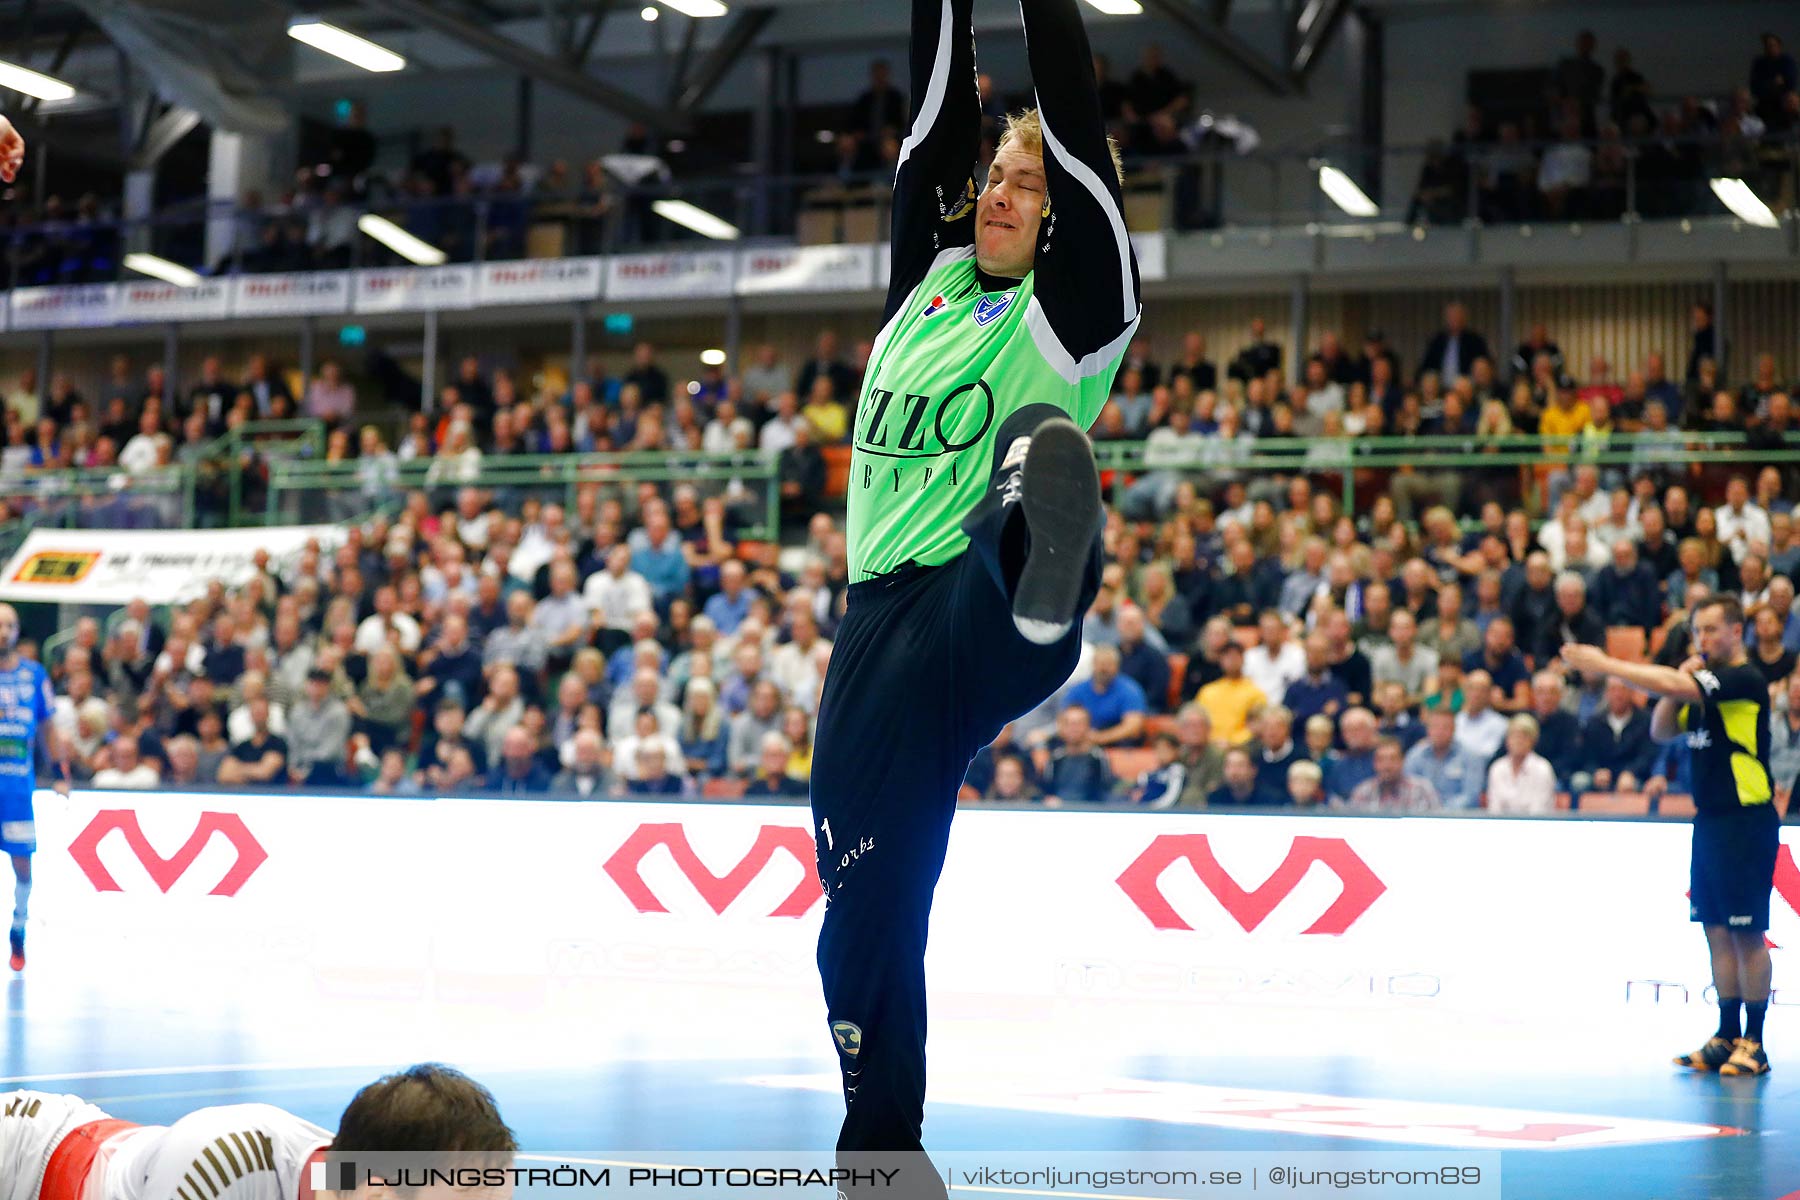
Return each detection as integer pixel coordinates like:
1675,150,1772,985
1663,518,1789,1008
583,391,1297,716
1010,417,1102,645
1720,1038,1771,1077
7,926,22,972
1673,1035,1735,1071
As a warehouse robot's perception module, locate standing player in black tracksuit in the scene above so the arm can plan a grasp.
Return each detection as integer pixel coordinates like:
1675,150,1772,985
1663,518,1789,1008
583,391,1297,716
807,0,1140,1184
1564,595,1779,1077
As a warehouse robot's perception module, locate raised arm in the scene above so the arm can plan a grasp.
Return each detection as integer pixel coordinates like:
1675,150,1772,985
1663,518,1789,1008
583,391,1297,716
884,0,981,324
1018,0,1141,381
1560,643,1703,701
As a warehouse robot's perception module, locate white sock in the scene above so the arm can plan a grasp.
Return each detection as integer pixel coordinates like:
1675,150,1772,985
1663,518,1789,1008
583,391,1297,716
11,878,27,931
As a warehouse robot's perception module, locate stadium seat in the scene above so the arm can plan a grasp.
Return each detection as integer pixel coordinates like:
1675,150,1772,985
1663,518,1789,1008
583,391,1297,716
1577,792,1651,816
1166,653,1187,711
1143,715,1177,739
1649,625,1669,658
1605,627,1648,662
1657,793,1697,818
957,783,979,802
823,445,852,499
702,778,747,799
1107,746,1159,781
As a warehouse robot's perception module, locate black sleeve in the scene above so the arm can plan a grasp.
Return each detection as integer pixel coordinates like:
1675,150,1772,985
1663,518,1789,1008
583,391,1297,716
1019,0,1142,377
1694,664,1766,708
883,0,981,324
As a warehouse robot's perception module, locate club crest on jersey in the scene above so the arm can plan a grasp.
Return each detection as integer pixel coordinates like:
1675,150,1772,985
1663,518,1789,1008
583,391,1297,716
921,294,948,319
973,292,1014,327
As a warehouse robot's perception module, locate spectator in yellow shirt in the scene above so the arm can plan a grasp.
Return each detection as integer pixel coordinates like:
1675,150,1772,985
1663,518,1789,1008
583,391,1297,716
1538,385,1592,454
800,374,850,444
1195,641,1268,745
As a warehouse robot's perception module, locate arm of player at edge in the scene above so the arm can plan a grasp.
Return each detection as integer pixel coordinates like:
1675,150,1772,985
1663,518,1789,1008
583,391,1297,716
883,0,981,325
1017,0,1142,379
1560,642,1704,704
0,115,21,183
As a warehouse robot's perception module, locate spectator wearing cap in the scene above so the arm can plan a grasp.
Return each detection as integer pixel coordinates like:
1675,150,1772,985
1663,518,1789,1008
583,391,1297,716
1404,705,1486,809
1063,644,1148,747
1196,641,1265,746
286,668,350,786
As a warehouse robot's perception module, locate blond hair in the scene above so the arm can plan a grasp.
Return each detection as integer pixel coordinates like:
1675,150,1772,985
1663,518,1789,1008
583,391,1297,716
997,108,1126,186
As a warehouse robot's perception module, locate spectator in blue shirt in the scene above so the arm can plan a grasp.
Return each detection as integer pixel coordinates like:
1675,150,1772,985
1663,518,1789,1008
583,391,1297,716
1063,644,1148,746
1325,707,1380,801
1403,706,1486,809
628,501,692,604
1207,746,1281,806
1115,607,1171,714
1283,634,1349,727
607,611,667,689
702,559,758,636
483,726,553,795
1462,616,1530,712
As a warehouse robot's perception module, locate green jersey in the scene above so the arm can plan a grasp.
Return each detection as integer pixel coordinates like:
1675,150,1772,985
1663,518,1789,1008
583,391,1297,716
846,0,1142,583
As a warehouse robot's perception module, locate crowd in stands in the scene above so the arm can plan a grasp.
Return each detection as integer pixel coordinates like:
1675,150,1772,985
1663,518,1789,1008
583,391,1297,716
1410,30,1798,224
8,294,1799,817
8,24,1791,284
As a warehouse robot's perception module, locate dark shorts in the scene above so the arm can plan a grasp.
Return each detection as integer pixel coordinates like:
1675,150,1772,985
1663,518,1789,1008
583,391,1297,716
1689,809,1781,932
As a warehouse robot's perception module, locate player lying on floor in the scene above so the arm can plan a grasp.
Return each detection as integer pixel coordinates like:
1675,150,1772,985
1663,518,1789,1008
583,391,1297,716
1,1062,515,1200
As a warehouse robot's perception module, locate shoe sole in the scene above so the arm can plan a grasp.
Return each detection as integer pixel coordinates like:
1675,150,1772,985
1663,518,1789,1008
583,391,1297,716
1720,1063,1771,1076
1012,418,1102,645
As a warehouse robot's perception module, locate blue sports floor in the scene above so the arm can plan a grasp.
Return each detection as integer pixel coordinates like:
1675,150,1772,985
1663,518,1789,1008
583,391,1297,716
5,962,1796,1200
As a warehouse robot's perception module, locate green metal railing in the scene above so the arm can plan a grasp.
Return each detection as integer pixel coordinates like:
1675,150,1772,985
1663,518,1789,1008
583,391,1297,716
0,427,1792,555
1090,430,1796,515
265,448,785,542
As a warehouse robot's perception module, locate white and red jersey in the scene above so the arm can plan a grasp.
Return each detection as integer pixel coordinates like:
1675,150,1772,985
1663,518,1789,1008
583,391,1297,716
0,1092,114,1200
3,1094,330,1200
107,1105,330,1200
